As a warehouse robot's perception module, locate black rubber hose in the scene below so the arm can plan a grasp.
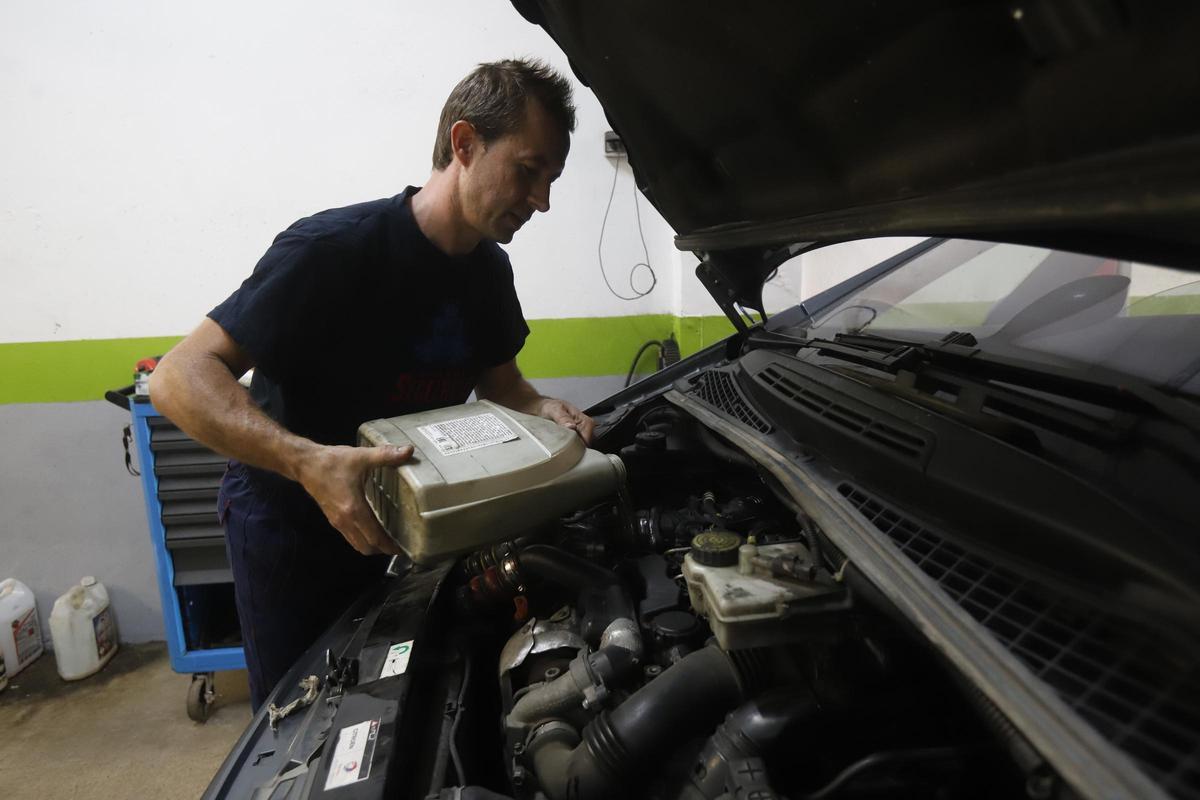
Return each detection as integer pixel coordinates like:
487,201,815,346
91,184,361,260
527,645,745,800
518,544,620,589
625,340,663,387
805,524,826,577
602,645,742,758
723,688,818,755
683,689,820,800
634,404,680,430
696,424,758,469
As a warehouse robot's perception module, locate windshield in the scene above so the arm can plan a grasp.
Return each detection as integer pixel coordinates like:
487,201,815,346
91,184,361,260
803,240,1200,396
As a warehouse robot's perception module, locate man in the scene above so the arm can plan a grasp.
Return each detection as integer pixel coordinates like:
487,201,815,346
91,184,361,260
150,59,594,710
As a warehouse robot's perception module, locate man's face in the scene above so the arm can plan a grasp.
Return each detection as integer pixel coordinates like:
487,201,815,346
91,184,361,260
458,99,569,244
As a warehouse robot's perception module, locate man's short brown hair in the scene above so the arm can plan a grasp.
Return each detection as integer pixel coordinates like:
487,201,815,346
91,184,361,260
432,58,576,170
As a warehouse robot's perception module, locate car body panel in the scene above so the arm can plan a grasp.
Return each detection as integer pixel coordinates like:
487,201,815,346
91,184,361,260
513,0,1200,281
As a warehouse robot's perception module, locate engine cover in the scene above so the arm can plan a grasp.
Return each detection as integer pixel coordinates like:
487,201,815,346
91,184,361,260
359,401,626,564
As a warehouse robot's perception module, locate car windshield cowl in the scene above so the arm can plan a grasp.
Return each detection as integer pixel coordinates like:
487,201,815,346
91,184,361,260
792,329,1200,438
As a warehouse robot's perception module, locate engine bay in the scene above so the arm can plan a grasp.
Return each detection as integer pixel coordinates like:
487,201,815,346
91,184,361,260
205,393,1091,800
411,399,1028,800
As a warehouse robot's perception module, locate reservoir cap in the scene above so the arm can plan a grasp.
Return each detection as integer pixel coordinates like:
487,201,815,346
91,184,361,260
691,531,743,567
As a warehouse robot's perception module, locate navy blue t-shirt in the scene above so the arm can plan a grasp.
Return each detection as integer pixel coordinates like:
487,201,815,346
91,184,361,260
208,186,529,506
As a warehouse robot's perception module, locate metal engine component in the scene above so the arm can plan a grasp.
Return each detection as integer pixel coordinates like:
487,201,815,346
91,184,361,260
499,610,587,680
463,542,624,609
505,619,643,742
598,617,642,656
683,541,850,649
462,541,525,604
633,492,780,551
507,641,639,736
359,400,627,564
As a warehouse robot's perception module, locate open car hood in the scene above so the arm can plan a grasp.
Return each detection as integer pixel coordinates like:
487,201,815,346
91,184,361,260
513,0,1200,310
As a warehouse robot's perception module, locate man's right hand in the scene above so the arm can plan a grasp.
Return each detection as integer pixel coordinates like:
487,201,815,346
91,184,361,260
297,444,414,556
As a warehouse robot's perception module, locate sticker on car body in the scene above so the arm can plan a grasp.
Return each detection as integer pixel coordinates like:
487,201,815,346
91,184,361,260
379,640,414,679
417,412,518,455
324,718,380,791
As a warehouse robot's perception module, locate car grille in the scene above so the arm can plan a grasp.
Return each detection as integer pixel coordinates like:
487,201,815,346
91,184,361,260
688,371,772,433
838,482,1200,799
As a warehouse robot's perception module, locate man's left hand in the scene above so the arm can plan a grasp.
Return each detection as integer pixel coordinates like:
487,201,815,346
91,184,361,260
537,398,595,444
476,360,596,444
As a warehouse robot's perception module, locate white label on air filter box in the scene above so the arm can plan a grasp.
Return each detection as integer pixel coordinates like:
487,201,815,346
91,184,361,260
417,412,518,455
324,718,380,791
379,640,414,679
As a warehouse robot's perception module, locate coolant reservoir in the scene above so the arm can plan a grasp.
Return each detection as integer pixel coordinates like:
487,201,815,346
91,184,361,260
359,400,625,564
683,539,849,649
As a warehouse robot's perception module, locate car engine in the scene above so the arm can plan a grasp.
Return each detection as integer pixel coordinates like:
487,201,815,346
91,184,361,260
420,398,1028,800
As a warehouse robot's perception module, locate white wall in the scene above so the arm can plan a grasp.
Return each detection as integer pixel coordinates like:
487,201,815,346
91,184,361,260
0,0,938,346
0,0,684,346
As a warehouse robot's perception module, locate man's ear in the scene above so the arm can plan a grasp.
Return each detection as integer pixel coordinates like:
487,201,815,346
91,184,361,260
450,120,480,167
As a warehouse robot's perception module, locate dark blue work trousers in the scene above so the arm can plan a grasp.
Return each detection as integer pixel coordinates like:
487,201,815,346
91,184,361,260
218,462,389,710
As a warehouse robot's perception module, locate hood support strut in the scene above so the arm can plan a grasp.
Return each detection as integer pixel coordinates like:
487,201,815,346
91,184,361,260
696,244,812,331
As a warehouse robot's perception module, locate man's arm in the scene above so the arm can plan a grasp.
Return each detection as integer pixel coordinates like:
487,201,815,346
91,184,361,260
149,318,409,556
476,359,595,443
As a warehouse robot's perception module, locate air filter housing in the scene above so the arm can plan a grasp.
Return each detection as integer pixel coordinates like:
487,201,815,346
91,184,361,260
358,401,625,564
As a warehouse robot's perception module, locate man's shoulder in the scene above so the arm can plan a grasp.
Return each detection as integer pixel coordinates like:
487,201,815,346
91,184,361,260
275,193,410,249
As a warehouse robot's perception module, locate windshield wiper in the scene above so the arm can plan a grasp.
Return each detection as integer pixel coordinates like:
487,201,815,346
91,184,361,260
804,331,1200,435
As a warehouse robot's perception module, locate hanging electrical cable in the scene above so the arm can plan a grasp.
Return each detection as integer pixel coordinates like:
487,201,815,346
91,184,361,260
598,155,656,301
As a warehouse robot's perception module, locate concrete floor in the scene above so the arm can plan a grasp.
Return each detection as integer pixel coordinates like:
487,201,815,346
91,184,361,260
0,642,252,799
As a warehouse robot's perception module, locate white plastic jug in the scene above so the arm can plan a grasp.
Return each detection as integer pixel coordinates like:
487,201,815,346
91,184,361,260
0,578,45,677
49,576,118,681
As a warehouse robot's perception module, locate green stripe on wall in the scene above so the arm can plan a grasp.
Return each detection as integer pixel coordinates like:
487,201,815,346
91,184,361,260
0,336,184,405
520,315,737,378
10,295,1199,405
0,316,738,405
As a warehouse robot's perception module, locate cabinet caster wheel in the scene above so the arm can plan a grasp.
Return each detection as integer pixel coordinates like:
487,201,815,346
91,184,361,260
187,672,216,722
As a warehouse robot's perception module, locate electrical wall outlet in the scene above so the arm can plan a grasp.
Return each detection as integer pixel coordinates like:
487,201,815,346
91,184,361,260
604,131,626,158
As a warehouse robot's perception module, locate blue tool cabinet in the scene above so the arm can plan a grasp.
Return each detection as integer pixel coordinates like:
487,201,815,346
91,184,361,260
129,397,245,720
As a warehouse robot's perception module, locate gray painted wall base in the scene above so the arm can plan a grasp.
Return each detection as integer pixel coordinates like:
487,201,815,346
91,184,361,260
1,400,164,644
0,375,628,647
